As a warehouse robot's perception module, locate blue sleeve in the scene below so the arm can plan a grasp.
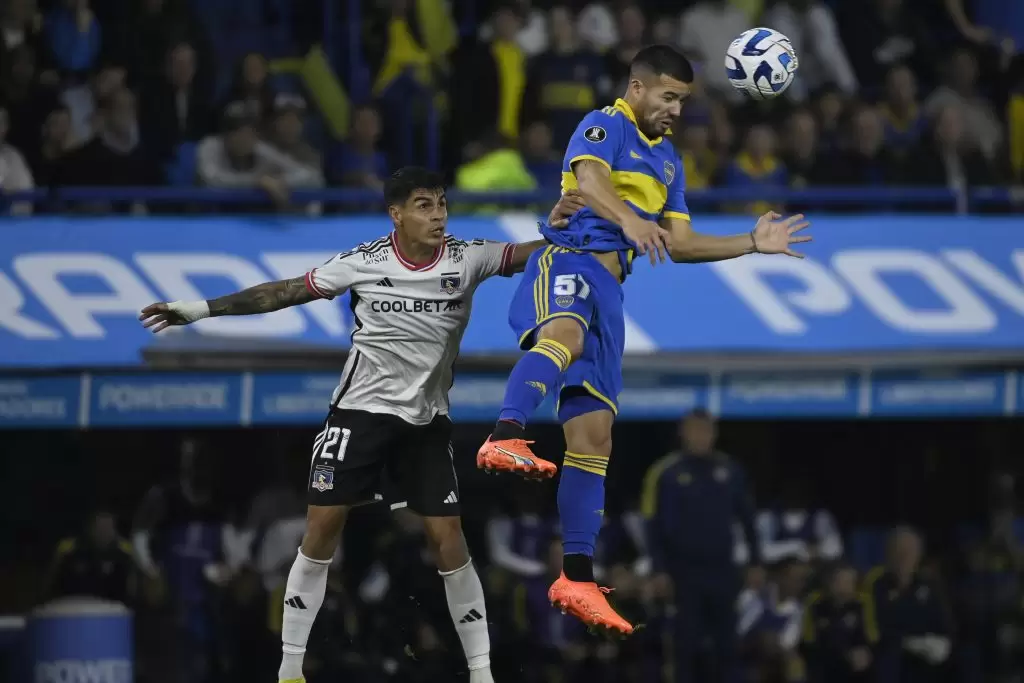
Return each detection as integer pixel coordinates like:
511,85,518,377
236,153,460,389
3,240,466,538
662,151,690,220
563,109,623,173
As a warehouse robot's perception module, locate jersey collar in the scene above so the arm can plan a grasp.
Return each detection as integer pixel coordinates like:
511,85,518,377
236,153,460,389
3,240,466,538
390,231,445,271
614,98,670,147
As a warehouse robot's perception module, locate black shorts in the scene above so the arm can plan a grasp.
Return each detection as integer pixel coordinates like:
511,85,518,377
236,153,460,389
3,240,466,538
307,408,460,517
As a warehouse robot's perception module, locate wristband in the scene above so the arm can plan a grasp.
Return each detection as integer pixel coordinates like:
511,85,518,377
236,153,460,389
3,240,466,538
166,300,211,322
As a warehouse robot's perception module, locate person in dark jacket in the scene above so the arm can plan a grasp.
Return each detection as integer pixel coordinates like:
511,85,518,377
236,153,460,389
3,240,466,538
642,408,763,683
802,563,876,683
45,510,135,605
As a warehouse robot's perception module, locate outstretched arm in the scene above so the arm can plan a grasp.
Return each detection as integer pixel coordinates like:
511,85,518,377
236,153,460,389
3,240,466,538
661,211,811,264
139,277,317,332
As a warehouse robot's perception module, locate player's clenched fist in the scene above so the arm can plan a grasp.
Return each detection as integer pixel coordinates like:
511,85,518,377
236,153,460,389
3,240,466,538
621,215,672,265
548,190,586,228
139,301,210,332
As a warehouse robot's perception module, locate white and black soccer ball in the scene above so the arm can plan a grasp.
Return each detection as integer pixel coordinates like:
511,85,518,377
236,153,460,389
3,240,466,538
724,27,799,100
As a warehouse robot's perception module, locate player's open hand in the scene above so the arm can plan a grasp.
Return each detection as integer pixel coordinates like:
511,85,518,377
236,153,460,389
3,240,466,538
547,190,586,228
751,211,812,258
139,301,209,333
622,216,672,265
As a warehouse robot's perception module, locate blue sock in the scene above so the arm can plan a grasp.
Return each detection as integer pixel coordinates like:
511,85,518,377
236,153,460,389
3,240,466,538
558,451,608,580
495,339,572,429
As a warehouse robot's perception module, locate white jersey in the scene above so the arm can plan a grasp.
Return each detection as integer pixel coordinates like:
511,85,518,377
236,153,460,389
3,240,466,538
305,231,515,425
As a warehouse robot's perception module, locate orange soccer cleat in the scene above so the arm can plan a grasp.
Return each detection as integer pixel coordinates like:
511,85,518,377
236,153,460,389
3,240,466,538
476,436,558,479
548,572,635,636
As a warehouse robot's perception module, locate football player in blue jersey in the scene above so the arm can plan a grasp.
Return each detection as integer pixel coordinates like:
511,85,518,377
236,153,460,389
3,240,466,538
476,45,812,634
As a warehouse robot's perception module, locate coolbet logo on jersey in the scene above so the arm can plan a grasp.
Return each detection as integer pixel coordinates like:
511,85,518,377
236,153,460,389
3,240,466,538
369,299,464,314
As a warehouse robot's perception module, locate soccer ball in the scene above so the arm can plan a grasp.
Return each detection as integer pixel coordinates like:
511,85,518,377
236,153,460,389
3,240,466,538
725,27,799,100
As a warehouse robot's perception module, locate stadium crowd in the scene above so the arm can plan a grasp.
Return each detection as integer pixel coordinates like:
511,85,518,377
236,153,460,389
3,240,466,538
28,413,1024,683
0,0,1021,212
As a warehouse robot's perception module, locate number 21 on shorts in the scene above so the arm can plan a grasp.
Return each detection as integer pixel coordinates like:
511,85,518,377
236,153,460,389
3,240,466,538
313,425,351,461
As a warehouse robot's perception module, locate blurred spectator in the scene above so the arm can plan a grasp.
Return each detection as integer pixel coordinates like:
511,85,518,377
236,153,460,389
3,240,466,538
197,102,323,211
61,61,125,145
511,538,591,683
0,0,45,66
451,4,526,148
738,559,808,683
679,0,749,102
132,438,233,683
650,14,677,46
945,0,1024,54
782,108,827,190
823,106,900,186
722,123,787,214
330,104,388,189
365,0,452,98
905,104,996,189
486,482,557,583
0,44,58,154
880,64,926,155
454,131,537,212
839,0,935,91
225,52,275,128
813,84,846,153
642,408,762,683
577,1,616,54
757,480,844,565
763,0,858,102
44,0,101,76
25,105,74,186
864,527,954,683
523,6,605,147
43,510,135,605
479,0,549,57
108,0,212,91
677,111,718,190
267,94,322,176
520,120,561,188
802,564,876,683
600,4,646,105
139,42,213,165
924,47,1004,162
0,104,34,212
60,86,161,191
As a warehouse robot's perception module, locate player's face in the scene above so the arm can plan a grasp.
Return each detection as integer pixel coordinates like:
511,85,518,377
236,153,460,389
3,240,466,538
394,189,448,248
637,74,690,137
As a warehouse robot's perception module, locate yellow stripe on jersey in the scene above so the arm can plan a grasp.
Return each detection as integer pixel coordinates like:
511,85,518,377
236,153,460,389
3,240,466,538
663,211,691,221
561,170,670,217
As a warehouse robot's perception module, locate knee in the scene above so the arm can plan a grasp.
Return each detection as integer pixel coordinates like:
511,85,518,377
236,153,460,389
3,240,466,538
536,318,585,361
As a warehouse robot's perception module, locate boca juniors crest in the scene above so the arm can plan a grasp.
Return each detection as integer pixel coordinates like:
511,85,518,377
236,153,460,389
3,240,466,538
664,160,676,185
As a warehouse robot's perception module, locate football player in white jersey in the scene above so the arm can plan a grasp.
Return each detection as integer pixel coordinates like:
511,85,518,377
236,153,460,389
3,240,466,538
139,167,583,683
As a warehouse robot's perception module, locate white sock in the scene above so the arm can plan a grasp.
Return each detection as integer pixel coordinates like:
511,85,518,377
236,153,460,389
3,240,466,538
440,559,492,676
278,550,331,681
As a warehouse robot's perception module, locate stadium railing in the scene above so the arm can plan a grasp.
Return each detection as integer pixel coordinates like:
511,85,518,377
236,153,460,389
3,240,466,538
1,186,1021,211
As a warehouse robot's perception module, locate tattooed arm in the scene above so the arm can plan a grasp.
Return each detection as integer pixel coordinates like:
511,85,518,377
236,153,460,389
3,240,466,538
139,277,318,333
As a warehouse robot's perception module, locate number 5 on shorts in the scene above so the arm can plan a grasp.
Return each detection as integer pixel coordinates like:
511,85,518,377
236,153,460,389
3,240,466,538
553,274,591,299
313,425,351,461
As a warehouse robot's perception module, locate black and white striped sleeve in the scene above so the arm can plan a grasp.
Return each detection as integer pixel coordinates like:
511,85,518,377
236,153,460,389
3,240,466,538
305,251,360,300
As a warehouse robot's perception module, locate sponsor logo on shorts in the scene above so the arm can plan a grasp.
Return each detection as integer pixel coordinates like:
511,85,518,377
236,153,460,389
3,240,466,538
555,295,575,308
312,465,334,492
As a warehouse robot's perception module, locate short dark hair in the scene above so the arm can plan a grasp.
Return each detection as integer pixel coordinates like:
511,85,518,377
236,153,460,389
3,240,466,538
630,44,694,84
384,166,446,206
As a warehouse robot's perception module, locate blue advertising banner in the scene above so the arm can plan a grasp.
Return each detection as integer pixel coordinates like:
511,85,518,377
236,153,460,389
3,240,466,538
0,369,1018,428
0,215,1023,368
